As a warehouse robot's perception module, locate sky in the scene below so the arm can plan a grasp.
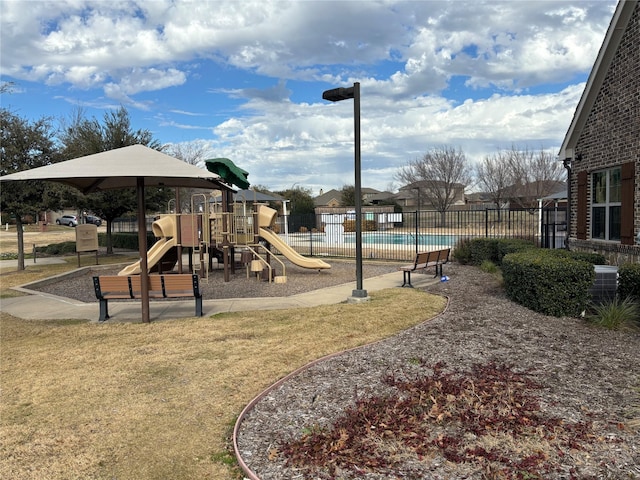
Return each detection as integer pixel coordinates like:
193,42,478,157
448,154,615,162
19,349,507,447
0,0,618,195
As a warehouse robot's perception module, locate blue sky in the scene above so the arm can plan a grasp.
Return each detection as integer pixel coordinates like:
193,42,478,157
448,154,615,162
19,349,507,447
0,0,617,194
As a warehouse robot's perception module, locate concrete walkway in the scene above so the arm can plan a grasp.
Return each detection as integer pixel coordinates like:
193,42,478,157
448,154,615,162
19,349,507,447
1,266,440,323
0,257,68,268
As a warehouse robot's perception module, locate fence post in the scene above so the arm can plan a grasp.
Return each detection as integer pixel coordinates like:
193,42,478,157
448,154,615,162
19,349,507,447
485,209,489,238
309,229,313,256
415,210,419,255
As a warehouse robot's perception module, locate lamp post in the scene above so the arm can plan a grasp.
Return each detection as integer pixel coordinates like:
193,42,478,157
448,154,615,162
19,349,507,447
323,82,367,299
413,187,421,256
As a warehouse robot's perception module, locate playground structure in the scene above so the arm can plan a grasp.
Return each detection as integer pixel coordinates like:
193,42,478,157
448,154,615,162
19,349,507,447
118,194,331,282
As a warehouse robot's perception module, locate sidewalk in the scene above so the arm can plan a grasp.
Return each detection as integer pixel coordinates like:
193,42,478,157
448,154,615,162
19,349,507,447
0,269,440,323
0,257,68,268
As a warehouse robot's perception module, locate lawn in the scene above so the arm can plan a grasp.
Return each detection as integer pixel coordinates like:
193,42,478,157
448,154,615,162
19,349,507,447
0,261,446,479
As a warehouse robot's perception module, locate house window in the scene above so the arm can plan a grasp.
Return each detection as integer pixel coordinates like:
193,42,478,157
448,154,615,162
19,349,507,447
591,167,621,241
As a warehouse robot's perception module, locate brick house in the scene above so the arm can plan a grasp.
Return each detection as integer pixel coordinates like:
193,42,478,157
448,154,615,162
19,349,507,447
559,0,639,265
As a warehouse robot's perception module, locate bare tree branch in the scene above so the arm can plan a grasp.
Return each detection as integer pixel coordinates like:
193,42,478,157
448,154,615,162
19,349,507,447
396,146,472,226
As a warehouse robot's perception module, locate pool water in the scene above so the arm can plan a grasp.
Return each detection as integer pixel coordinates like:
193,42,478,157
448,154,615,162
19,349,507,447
343,232,459,246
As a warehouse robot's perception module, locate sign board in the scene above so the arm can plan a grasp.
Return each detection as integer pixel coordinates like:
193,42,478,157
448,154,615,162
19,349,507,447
76,224,99,252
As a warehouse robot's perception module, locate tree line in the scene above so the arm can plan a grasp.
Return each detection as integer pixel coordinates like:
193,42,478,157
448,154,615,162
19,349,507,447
2,83,565,269
396,145,566,225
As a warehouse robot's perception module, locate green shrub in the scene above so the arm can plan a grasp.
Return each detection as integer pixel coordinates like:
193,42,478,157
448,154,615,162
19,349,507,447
586,296,639,330
452,238,472,264
479,260,498,274
36,241,76,255
502,250,595,317
618,263,640,301
547,249,606,265
98,232,156,250
452,238,535,266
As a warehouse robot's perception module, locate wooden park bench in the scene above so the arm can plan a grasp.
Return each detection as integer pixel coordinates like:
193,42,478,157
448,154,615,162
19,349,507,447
93,274,203,321
399,248,450,287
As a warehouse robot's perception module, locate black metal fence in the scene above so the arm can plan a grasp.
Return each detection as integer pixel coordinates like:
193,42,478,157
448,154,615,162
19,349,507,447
111,207,567,262
273,207,566,261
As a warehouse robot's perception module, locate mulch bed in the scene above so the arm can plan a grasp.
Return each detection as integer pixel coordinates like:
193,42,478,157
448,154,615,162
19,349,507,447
235,263,640,479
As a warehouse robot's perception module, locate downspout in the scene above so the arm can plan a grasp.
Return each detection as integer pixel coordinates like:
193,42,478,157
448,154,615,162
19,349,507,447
562,157,572,249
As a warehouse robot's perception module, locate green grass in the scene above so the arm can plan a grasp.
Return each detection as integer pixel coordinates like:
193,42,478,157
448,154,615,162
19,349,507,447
587,296,640,330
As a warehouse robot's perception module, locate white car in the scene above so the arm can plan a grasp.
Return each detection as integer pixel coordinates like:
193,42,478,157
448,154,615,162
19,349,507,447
56,215,78,227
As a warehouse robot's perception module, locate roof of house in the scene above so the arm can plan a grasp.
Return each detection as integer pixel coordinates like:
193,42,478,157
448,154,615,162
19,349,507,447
398,180,466,191
559,0,639,159
367,191,396,202
314,187,382,206
211,189,284,203
314,189,342,206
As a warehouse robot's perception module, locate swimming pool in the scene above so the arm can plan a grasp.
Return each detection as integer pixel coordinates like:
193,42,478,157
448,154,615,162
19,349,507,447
343,232,459,246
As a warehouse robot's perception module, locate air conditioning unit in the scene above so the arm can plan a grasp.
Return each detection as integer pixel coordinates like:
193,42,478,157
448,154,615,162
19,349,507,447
589,265,618,304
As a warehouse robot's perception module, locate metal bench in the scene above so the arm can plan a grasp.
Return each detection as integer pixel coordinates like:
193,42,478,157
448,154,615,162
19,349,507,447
399,248,450,287
93,274,202,321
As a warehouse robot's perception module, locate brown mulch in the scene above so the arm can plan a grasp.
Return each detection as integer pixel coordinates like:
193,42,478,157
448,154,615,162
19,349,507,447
28,258,400,303
234,263,640,479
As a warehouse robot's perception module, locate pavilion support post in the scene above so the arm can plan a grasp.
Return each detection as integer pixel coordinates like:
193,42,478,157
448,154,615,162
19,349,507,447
137,177,150,323
175,188,183,273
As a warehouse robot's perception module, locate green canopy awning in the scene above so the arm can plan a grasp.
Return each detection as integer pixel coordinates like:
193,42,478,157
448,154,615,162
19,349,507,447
204,158,250,190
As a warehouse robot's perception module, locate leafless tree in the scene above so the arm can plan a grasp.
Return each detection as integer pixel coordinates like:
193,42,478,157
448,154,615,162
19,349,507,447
475,151,511,221
165,141,209,168
504,145,566,208
164,141,212,212
396,146,472,226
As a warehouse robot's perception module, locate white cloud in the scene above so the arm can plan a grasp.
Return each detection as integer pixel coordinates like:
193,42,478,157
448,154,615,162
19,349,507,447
1,1,614,97
196,83,584,193
0,0,616,193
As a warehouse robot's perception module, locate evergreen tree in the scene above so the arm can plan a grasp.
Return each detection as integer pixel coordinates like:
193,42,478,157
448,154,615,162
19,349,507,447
59,107,168,253
0,109,63,270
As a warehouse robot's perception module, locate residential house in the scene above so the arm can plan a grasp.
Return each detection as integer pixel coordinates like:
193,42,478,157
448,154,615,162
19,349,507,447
559,0,639,264
397,181,466,210
500,180,567,209
314,189,342,208
313,187,382,207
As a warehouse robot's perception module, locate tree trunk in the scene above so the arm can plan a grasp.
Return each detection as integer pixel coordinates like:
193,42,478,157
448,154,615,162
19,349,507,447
106,219,113,254
16,218,25,271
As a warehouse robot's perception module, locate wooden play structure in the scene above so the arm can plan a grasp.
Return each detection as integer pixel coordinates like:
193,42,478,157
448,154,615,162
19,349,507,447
118,191,330,283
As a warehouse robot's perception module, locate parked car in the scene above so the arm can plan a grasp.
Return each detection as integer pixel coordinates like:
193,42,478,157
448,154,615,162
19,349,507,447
56,215,78,227
84,215,102,226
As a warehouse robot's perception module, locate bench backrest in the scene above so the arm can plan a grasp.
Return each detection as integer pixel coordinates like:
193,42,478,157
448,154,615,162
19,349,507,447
414,248,450,267
94,274,200,299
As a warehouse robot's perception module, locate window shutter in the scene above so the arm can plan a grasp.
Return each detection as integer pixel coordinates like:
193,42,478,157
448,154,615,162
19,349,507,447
577,171,587,240
620,161,635,245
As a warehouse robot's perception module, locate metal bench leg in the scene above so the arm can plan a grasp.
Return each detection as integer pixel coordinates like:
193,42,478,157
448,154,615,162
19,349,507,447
99,299,110,322
401,271,413,288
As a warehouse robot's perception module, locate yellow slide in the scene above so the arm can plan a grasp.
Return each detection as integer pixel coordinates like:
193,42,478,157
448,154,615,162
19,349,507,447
259,227,331,270
118,237,177,276
118,215,178,276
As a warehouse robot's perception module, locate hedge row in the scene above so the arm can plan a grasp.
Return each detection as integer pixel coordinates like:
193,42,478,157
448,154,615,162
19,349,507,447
501,250,595,317
98,232,157,250
452,238,537,266
452,238,621,317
